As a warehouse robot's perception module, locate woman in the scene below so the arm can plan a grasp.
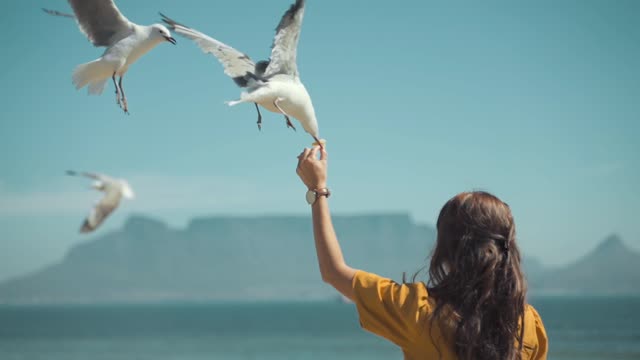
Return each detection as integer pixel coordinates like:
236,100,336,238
296,146,548,360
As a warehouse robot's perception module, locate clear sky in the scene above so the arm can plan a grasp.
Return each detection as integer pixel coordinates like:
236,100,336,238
0,0,638,281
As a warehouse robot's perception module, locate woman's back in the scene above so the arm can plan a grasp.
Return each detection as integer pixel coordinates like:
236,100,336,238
352,270,548,360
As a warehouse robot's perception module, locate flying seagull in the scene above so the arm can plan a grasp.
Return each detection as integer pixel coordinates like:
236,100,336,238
161,0,324,148
66,170,135,233
43,0,177,114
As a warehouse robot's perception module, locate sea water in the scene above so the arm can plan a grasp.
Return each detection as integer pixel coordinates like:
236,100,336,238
0,297,638,359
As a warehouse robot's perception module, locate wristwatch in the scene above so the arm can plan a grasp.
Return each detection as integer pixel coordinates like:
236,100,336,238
306,188,331,205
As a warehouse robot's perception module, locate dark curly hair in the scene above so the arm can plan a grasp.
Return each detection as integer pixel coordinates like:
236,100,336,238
426,191,527,360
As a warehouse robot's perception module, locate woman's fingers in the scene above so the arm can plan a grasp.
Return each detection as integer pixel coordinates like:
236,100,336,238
297,148,310,167
307,146,328,161
298,148,310,159
297,148,311,178
296,147,327,190
297,146,326,172
307,146,319,160
319,147,328,161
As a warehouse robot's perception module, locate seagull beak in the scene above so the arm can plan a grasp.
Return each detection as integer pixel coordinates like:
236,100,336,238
165,36,177,45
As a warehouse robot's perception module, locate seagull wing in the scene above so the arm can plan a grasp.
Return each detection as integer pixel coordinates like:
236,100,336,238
66,170,114,183
65,0,133,47
80,189,122,233
42,8,75,19
263,0,306,78
161,13,258,87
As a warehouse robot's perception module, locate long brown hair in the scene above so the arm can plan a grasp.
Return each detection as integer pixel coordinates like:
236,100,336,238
427,191,527,360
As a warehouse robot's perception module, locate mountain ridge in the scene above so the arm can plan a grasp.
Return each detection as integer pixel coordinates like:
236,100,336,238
531,234,640,295
0,215,637,304
0,214,435,304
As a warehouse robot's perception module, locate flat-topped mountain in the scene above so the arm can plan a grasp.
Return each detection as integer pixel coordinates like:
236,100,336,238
0,214,435,304
0,216,636,304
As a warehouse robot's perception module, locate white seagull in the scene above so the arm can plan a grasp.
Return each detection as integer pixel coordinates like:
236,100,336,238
161,0,324,148
66,170,135,233
43,1,177,114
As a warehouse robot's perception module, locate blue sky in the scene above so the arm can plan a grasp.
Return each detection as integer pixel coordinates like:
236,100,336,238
0,0,638,281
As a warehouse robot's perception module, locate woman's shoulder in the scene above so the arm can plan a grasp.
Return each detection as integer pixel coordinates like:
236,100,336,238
353,270,427,290
352,270,434,313
522,303,548,357
525,304,545,326
351,270,435,349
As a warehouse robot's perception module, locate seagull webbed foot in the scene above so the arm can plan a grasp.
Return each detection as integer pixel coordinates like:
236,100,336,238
255,103,262,131
112,74,122,109
121,98,129,115
118,76,129,115
273,98,295,131
285,116,296,131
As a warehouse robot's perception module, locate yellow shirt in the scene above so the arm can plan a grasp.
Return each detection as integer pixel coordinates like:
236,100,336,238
352,270,548,360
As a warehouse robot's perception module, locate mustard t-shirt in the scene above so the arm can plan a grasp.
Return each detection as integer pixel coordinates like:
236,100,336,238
352,270,548,360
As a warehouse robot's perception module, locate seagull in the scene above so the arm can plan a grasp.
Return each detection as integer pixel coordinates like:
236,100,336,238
43,0,177,114
66,170,135,233
161,0,324,148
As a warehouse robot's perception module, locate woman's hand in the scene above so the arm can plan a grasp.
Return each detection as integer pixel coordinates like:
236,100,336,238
296,146,328,190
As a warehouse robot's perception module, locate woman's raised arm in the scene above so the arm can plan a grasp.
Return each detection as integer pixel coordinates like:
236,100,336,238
296,147,357,300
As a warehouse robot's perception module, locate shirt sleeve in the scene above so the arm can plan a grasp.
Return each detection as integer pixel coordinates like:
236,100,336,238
530,306,549,359
351,270,430,349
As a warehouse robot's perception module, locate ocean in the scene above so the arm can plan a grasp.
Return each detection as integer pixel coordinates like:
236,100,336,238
0,297,638,359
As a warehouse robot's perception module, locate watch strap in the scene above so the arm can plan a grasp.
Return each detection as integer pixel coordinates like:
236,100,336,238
313,188,331,199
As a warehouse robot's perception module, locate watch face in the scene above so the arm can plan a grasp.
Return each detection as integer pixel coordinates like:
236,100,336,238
305,190,316,205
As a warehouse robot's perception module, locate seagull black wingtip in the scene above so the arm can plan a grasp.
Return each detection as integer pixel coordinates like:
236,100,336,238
42,8,75,19
159,12,187,29
159,12,173,27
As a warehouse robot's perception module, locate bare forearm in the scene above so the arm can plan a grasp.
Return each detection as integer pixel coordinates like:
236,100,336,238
311,196,356,300
295,146,355,298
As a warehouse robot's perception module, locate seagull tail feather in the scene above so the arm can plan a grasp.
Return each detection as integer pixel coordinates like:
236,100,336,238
72,59,112,95
88,79,109,95
225,100,244,107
